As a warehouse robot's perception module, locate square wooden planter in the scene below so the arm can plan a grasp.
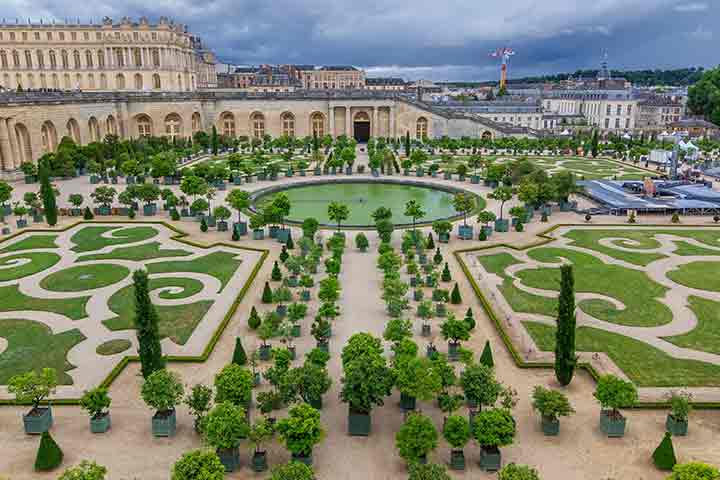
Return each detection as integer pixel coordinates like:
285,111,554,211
479,446,501,471
666,414,688,436
348,409,371,436
151,409,176,437
599,410,626,438
90,412,111,433
23,407,53,434
217,447,241,472
541,415,559,436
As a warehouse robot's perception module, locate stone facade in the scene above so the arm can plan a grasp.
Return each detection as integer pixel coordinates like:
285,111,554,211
543,89,637,131
0,16,217,93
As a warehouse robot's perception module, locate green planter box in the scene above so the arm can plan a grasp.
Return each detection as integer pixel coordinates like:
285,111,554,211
413,289,423,301
471,175,480,184
439,232,450,243
251,451,268,472
206,216,217,228
416,168,425,177
422,324,431,337
309,396,323,410
23,407,53,434
599,410,626,438
481,226,494,238
479,446,501,471
291,324,301,337
16,219,27,229
143,204,156,216
448,342,459,361
217,221,228,232
426,345,437,358
450,450,466,470
269,225,280,239
259,345,272,360
218,447,241,472
318,341,329,353
348,409,371,436
253,229,265,240
541,415,559,436
418,254,428,265
436,303,446,317
301,290,311,302
233,221,248,236
666,414,688,436
494,219,509,232
98,206,111,216
458,225,473,240
277,228,290,243
400,393,416,411
90,412,111,433
276,304,287,317
151,409,176,437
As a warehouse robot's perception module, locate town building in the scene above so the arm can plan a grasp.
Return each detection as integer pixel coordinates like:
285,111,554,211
636,96,685,131
365,77,407,91
295,66,365,90
0,16,217,92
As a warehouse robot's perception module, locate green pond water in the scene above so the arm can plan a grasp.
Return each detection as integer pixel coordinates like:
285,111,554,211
255,182,463,226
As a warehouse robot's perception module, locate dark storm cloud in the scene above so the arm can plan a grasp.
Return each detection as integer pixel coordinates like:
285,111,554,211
3,0,718,80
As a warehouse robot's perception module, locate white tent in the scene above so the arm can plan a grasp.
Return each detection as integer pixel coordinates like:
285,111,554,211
559,129,571,136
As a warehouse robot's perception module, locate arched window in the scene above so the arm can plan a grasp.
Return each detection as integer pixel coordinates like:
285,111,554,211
40,121,58,153
100,74,108,90
2,74,9,89
151,49,160,67
133,48,142,67
221,112,235,137
24,51,32,69
66,119,81,144
51,73,59,89
136,115,152,137
49,50,57,69
165,114,182,140
73,50,81,69
251,112,265,139
177,74,183,91
311,112,325,137
39,73,47,89
75,74,82,89
191,112,201,133
116,74,126,90
12,50,20,68
152,73,161,89
63,73,71,89
85,50,93,69
281,112,295,137
115,49,124,67
416,117,428,140
97,50,105,68
106,115,117,136
88,117,100,142
88,73,95,89
15,123,33,164
134,73,143,90
61,50,69,69
0,51,7,69
481,131,493,141
15,73,22,89
27,73,35,89
36,50,44,69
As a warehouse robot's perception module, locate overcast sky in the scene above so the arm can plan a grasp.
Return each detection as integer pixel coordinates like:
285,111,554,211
3,0,717,81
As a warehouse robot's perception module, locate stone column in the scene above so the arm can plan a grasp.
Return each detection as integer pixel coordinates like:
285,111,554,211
372,106,378,138
6,118,20,169
345,106,352,138
0,118,13,171
329,106,335,138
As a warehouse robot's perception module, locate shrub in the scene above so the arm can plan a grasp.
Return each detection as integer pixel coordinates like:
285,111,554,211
185,384,213,431
515,221,524,232
128,209,136,219
171,449,225,480
262,282,274,303
276,403,324,457
667,390,692,422
498,463,541,480
585,213,592,222
248,306,262,329
141,369,184,412
440,313,471,346
666,462,720,480
383,318,413,345
408,463,451,480
8,368,57,408
593,374,638,416
479,340,494,368
433,247,443,265
58,460,107,480
355,232,369,251
472,408,516,448
34,431,63,471
460,363,501,408
479,228,487,241
232,337,247,365
200,217,208,232
214,364,253,406
450,283,462,304
653,432,677,471
272,261,283,281
270,462,315,480
441,263,451,282
279,246,289,263
531,386,574,421
79,387,111,418
395,413,438,462
83,206,94,220
171,209,181,221
464,308,476,330
204,401,250,449
442,415,471,450
671,212,681,224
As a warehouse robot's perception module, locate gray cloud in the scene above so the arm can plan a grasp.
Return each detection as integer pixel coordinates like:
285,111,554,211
3,0,718,81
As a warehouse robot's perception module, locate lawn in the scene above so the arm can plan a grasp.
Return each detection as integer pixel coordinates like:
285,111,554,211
0,318,86,385
104,277,212,345
523,321,720,387
70,226,159,253
518,247,672,327
147,251,242,291
666,261,720,292
0,234,59,253
0,252,61,281
78,241,191,262
0,285,89,320
664,296,720,355
40,264,131,292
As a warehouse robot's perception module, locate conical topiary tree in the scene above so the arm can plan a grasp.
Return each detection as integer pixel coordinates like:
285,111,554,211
464,308,475,330
200,216,208,232
39,159,57,226
34,431,63,471
133,269,165,378
286,234,295,250
479,341,494,368
426,232,435,250
433,247,443,265
652,432,677,471
272,261,283,281
232,337,247,366
262,282,274,303
280,246,289,263
83,206,94,220
248,306,262,329
554,265,577,386
441,263,452,282
450,283,462,304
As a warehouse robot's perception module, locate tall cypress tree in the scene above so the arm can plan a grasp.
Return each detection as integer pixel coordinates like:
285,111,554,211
591,130,599,158
211,126,219,155
133,269,165,378
404,131,411,157
554,265,577,386
39,159,57,226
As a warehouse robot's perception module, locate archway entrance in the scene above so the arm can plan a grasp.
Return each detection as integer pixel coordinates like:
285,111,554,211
353,112,370,143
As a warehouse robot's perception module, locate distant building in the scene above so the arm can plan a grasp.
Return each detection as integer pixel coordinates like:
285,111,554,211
670,118,720,138
542,88,637,131
365,77,406,91
636,96,685,131
295,65,365,90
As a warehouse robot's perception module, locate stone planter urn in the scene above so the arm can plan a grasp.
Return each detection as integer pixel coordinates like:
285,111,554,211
90,412,111,433
23,406,53,434
151,409,177,437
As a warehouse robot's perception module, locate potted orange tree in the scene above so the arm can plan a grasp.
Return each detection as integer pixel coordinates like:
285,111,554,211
594,374,638,438
8,368,57,434
79,387,112,434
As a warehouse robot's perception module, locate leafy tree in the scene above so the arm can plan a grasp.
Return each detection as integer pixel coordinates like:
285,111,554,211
395,412,438,462
498,463,541,480
355,232,369,251
394,356,443,403
58,460,107,480
8,368,57,408
472,408,516,448
34,431,63,471
593,374,638,417
132,270,165,378
185,383,213,432
555,265,577,386
90,186,117,208
653,432,677,471
301,217,320,240
328,201,350,232
460,363,501,409
376,219,395,243
404,200,426,231
232,337,247,365
214,364,253,406
666,462,720,480
440,313,471,346
270,462,315,480
531,386,574,421
284,362,332,405
171,449,224,480
408,463,451,480
276,403,324,457
203,401,250,450
688,66,720,125
79,387,111,419
432,220,452,238
372,207,393,223
383,318,413,345
39,159,57,226
452,193,475,226
341,350,393,414
443,415,471,451
479,341,494,368
141,369,184,413
489,186,513,221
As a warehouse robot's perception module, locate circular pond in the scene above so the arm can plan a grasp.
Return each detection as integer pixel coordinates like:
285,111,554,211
253,180,480,227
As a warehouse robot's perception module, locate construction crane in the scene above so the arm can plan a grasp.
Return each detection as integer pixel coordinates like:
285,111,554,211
489,47,515,92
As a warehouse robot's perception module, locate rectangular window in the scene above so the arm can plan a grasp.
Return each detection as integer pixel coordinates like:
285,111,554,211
59,32,64,40
46,32,52,40
34,32,40,40
84,32,89,40
96,32,102,40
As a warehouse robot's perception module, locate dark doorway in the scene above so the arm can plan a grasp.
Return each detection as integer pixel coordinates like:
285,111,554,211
354,121,370,142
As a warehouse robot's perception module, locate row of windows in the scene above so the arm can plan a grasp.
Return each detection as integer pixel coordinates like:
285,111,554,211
4,71,165,90
0,48,171,70
0,29,177,43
